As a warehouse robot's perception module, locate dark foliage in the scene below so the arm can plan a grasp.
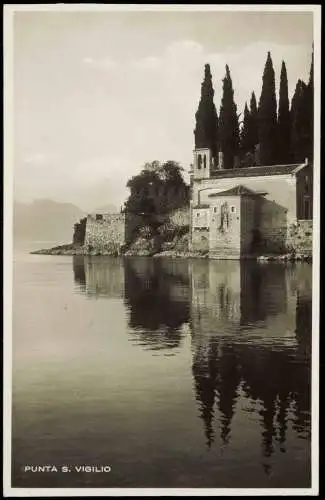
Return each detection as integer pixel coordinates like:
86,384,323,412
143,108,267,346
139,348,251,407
258,52,278,165
290,79,309,163
194,64,219,159
124,161,189,215
219,65,240,169
73,217,87,245
277,61,291,163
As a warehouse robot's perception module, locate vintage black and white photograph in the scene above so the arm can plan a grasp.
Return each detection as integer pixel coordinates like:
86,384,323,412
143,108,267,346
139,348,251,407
3,4,320,496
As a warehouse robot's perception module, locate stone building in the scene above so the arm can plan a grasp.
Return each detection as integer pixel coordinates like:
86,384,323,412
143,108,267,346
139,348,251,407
190,147,313,257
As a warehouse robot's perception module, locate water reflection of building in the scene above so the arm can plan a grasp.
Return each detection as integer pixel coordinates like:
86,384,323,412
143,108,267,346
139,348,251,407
73,256,125,298
189,260,312,468
73,256,86,290
72,256,312,472
189,260,289,339
240,262,287,325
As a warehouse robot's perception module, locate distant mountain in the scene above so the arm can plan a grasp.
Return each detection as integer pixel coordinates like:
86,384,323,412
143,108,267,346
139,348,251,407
92,203,119,214
14,199,86,244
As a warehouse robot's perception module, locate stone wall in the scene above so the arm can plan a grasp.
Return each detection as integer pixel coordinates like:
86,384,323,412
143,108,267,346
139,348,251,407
209,197,241,256
296,164,313,220
192,207,209,229
190,228,209,252
257,198,288,253
287,220,313,254
240,197,256,253
84,213,126,254
82,207,190,255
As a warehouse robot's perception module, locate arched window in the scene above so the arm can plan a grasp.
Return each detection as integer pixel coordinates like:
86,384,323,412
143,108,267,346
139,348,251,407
203,155,207,169
197,154,202,170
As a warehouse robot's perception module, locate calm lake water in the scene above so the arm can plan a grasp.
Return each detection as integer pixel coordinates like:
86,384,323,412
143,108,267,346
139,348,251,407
12,246,312,488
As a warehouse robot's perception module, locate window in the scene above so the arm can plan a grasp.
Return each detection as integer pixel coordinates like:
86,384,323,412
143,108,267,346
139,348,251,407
194,209,208,228
213,207,217,213
197,154,202,170
203,155,207,169
231,206,236,213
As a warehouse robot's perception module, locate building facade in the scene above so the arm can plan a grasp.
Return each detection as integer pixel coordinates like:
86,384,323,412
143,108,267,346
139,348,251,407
190,148,313,257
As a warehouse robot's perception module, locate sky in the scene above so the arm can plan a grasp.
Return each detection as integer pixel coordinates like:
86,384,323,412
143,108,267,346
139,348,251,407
12,8,314,211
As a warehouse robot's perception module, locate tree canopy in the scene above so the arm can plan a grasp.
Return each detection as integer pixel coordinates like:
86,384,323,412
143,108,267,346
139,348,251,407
219,65,240,169
277,61,291,163
290,79,309,163
258,52,278,165
194,63,219,159
192,48,313,169
124,161,189,215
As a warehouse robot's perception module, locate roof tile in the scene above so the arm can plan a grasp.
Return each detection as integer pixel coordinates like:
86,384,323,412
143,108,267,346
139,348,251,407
210,164,303,178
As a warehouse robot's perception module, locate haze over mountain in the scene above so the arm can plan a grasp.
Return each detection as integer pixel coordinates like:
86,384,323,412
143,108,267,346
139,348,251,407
92,203,118,214
13,199,120,247
14,199,86,245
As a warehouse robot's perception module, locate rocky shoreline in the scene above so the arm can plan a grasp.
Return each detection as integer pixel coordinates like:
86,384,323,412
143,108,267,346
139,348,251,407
30,243,312,262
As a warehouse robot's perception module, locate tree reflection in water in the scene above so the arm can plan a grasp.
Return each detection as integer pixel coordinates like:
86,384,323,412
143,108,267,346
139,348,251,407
73,256,312,474
123,258,190,351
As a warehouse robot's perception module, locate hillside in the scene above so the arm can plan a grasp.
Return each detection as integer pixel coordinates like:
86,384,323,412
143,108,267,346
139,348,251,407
14,199,85,244
92,204,118,214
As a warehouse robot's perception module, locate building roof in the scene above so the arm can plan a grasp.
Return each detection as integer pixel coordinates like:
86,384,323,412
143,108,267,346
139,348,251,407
208,185,266,198
210,163,306,179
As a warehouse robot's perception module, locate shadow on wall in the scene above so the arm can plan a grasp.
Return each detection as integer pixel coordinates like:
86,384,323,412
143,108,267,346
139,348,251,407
254,198,288,254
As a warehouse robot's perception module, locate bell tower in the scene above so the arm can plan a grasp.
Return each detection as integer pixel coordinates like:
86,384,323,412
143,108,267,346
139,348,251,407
193,148,213,180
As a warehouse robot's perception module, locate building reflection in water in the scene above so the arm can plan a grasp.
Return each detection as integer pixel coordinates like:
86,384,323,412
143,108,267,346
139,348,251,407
73,256,312,472
73,255,125,299
189,259,311,471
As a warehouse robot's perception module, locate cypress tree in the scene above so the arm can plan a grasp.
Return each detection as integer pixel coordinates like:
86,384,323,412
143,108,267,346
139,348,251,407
219,64,240,169
306,46,314,160
258,52,278,165
239,102,251,156
249,91,259,151
290,79,309,162
240,92,259,162
277,61,291,163
194,63,219,160
239,102,255,167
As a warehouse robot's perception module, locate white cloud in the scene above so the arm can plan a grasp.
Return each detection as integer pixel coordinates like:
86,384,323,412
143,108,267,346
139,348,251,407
127,38,311,116
82,56,117,70
130,56,161,71
15,32,312,208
